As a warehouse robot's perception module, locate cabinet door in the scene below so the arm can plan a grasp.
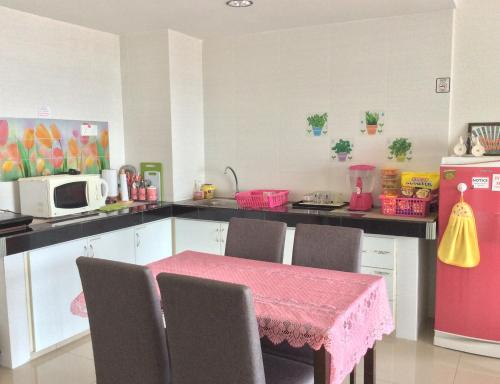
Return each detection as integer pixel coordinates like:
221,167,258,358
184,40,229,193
174,219,223,255
29,239,89,351
88,228,135,264
219,222,229,255
283,228,295,265
360,266,395,300
362,235,396,269
135,219,173,265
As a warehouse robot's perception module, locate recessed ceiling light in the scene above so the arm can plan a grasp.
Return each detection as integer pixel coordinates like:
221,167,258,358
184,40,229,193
226,0,253,7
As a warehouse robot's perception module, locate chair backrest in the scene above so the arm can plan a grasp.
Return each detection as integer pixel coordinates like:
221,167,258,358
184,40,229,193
156,273,266,384
76,257,170,384
291,224,363,272
225,217,286,263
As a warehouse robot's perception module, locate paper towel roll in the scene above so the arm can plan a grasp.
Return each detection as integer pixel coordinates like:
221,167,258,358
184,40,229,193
119,172,129,201
101,169,118,197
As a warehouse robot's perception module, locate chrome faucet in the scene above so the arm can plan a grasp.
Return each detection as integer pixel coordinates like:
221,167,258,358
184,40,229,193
224,166,239,195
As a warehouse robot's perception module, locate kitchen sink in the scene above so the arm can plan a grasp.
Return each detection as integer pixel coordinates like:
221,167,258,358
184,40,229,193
192,198,239,208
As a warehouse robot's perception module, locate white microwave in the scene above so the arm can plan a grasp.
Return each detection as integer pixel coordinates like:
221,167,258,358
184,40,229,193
18,174,108,218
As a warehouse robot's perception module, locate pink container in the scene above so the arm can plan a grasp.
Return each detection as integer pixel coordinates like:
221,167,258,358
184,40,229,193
380,194,435,217
235,190,289,209
146,186,157,201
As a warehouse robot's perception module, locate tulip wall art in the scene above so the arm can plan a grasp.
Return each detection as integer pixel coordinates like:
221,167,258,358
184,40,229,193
0,118,109,181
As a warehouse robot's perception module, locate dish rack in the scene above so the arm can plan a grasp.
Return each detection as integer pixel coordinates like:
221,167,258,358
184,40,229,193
380,194,436,217
235,190,289,209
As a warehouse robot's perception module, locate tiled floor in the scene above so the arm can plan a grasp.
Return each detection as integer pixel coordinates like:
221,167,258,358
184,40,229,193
1,324,499,384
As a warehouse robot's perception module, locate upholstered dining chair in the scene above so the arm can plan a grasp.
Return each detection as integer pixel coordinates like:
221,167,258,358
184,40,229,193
224,217,287,263
291,223,363,272
262,223,364,370
76,257,171,384
156,273,314,384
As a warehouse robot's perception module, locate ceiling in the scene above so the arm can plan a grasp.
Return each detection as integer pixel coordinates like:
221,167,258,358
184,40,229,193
0,0,456,39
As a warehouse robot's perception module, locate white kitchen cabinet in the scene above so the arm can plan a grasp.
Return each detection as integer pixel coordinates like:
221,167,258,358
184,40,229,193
135,219,173,265
362,236,396,270
174,219,226,255
29,218,173,353
29,238,89,352
361,266,395,300
219,222,229,253
283,228,295,265
88,228,136,263
361,235,397,317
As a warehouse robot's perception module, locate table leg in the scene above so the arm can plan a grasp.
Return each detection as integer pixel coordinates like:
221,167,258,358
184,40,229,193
350,369,357,384
364,343,376,384
314,346,331,384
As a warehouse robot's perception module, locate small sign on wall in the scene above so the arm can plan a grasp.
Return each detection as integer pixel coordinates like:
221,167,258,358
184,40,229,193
81,123,98,136
436,77,451,93
38,105,52,118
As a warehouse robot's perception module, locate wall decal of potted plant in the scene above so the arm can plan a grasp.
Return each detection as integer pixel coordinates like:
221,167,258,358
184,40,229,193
388,137,412,162
331,139,353,162
365,111,379,135
307,113,328,136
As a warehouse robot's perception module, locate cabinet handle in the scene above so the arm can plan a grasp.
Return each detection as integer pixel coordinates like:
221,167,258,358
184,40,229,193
374,250,391,255
136,233,141,248
89,244,94,257
83,245,88,257
374,271,391,276
215,228,220,243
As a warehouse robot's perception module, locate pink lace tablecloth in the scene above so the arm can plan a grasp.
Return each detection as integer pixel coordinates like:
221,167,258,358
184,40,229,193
71,251,394,384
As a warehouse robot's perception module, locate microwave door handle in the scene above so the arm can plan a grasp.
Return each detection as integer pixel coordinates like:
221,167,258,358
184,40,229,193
86,182,90,205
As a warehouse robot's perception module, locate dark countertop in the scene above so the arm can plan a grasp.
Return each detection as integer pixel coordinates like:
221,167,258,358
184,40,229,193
174,199,437,239
1,199,437,256
1,202,173,256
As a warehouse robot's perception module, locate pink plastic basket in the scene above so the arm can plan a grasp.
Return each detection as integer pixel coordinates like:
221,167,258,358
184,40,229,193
235,190,289,209
380,194,435,217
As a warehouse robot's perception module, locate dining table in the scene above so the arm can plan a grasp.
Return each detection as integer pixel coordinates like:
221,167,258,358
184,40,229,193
71,250,394,384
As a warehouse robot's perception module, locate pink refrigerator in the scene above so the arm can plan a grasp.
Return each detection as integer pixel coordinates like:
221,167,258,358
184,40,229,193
434,157,500,357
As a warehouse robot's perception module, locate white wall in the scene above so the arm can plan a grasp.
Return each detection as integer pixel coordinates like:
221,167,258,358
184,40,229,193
449,0,500,148
120,31,174,200
121,29,205,202
0,6,124,210
169,31,205,201
203,11,453,200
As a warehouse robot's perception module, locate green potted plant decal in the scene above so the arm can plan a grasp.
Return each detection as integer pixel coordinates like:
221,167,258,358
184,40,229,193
388,138,412,162
331,139,353,162
307,113,328,136
365,111,379,135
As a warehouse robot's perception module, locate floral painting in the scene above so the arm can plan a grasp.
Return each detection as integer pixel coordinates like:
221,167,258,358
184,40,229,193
0,118,109,181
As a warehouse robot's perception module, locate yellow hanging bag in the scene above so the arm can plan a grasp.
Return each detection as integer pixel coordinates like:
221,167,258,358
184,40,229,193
438,195,480,268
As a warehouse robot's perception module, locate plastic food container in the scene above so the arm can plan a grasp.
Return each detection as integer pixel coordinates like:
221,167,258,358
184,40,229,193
381,168,401,196
235,190,289,208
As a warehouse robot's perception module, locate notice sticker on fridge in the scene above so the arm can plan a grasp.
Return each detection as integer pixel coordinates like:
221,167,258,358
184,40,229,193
472,177,490,189
492,174,500,192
